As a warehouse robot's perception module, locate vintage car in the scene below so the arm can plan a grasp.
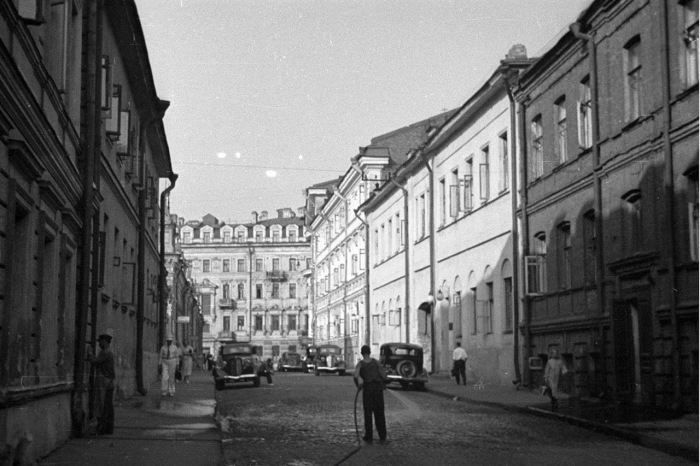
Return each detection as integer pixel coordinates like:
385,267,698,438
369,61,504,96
301,346,318,373
278,352,303,372
313,344,346,376
380,342,428,390
213,343,262,390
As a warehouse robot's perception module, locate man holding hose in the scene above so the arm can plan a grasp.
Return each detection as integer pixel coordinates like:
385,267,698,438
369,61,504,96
353,345,388,445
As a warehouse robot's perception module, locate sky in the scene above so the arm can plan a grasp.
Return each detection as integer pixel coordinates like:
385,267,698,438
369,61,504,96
137,0,591,224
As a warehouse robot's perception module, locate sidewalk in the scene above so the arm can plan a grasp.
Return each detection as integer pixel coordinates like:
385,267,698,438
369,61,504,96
39,370,221,466
426,374,699,462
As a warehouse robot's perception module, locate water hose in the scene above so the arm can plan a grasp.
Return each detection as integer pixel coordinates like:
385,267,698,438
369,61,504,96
353,385,362,445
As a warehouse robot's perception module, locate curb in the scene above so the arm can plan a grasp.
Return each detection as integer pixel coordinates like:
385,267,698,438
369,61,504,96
425,387,698,462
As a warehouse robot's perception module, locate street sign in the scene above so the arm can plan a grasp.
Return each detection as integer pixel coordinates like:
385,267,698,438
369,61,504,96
177,316,190,323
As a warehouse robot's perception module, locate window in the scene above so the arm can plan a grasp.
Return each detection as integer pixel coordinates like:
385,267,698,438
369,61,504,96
223,259,230,273
271,258,279,272
340,264,345,283
256,284,263,299
182,232,191,244
237,315,245,331
387,218,393,254
499,132,509,192
256,258,263,271
45,0,77,92
504,277,513,332
273,230,281,242
271,315,280,331
289,228,297,242
485,282,494,334
418,194,426,237
526,232,547,295
255,230,263,242
100,56,112,112
583,210,597,285
624,37,642,121
223,283,230,300
439,178,446,225
288,314,297,331
450,169,460,218
578,76,593,149
555,97,568,163
201,294,211,315
688,169,699,261
289,283,297,298
530,116,544,179
622,189,642,254
352,254,358,275
17,0,44,23
238,231,246,242
396,213,403,249
203,259,210,273
203,231,211,243
237,283,245,300
480,145,490,200
289,258,297,271
224,230,231,242
255,315,263,331
453,292,462,338
272,283,279,298
333,268,339,287
237,259,245,272
682,0,699,87
374,229,379,261
557,222,572,290
463,159,473,211
105,85,122,141
359,249,365,270
223,316,230,333
470,287,477,335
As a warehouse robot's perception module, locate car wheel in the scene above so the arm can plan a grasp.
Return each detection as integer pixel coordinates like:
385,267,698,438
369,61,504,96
314,368,320,376
338,370,345,376
414,382,426,391
397,360,417,378
215,379,224,391
253,376,261,387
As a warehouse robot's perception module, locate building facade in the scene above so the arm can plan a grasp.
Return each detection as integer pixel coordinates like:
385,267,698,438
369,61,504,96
515,0,698,411
0,0,174,460
179,210,311,362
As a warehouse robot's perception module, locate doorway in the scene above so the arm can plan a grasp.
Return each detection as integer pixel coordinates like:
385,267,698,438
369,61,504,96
613,294,653,404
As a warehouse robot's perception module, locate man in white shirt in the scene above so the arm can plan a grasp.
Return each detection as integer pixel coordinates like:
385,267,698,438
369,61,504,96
159,334,181,396
452,342,468,386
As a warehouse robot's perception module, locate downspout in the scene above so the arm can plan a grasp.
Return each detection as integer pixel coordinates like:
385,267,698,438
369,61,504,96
353,208,370,347
517,98,531,386
334,189,351,362
657,0,681,409
136,104,169,396
74,0,103,437
419,151,436,373
159,174,178,350
389,176,410,343
570,22,607,398
502,71,522,384
248,244,253,341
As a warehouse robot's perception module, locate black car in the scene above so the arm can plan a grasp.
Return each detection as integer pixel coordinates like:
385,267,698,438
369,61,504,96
278,352,303,372
313,344,346,376
380,342,428,390
213,343,262,390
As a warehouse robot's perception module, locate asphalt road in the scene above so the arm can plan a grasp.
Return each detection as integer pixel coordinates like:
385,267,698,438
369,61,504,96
215,371,694,466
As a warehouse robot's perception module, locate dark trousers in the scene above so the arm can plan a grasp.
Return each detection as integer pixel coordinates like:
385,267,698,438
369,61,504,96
97,388,114,434
362,385,386,441
453,360,466,385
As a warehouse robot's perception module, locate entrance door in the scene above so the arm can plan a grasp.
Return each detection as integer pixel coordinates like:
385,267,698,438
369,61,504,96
612,296,653,404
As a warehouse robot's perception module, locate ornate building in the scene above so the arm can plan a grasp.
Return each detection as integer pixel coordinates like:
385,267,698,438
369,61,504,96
178,209,311,362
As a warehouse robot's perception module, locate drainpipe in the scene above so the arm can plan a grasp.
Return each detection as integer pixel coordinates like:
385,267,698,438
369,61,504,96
502,69,522,384
333,189,351,362
570,21,607,397
389,176,410,343
248,244,254,342
73,0,103,437
657,0,681,409
418,151,436,373
135,103,169,396
353,208,371,347
517,98,531,386
159,174,178,351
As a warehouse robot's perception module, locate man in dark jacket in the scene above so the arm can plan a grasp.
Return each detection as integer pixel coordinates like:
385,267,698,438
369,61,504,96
87,329,115,435
353,345,387,445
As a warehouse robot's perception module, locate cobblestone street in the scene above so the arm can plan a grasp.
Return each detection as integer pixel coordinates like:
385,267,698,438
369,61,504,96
216,373,694,466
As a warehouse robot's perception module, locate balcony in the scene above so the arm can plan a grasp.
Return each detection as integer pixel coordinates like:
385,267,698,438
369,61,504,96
219,298,235,309
266,271,288,282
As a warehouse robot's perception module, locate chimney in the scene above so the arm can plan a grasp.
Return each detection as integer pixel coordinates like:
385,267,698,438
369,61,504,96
259,211,268,221
252,211,258,223
505,44,527,60
277,209,285,219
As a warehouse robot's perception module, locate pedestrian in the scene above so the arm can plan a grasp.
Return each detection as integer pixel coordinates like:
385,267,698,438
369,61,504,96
207,353,214,371
259,358,274,385
353,345,388,445
86,329,115,435
181,339,194,383
544,347,568,409
452,342,468,385
159,334,181,396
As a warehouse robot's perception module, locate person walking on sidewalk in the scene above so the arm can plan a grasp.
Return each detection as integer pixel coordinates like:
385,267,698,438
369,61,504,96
259,358,274,385
452,342,468,386
353,345,388,445
181,339,194,383
159,334,181,396
544,347,568,409
86,329,115,435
